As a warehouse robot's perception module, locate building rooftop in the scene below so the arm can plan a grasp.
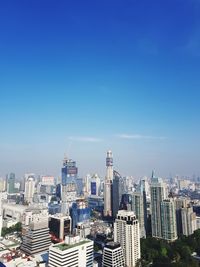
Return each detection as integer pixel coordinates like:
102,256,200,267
105,242,121,250
117,210,135,216
55,240,90,251
49,213,71,219
2,203,28,212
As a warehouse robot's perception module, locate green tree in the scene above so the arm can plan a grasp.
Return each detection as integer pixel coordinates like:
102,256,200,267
161,247,168,257
94,244,99,252
179,245,191,262
1,222,22,237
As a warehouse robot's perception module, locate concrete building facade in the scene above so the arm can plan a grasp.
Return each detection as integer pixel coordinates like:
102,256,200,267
49,235,93,267
114,210,141,267
102,242,125,267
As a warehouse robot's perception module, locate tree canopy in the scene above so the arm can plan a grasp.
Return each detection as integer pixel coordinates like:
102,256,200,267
1,222,22,237
139,230,200,267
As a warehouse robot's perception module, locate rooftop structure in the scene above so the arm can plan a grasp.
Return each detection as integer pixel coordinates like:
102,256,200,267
49,235,94,267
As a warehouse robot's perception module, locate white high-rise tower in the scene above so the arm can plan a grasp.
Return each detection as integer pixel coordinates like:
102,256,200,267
25,177,35,204
181,206,197,236
114,210,141,267
104,150,113,217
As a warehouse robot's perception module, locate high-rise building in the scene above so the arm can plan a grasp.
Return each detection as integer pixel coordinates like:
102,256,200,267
139,177,150,198
24,177,35,204
175,198,189,210
7,173,16,194
62,157,78,184
131,192,146,238
21,208,51,255
102,242,125,267
76,177,84,196
0,177,6,192
83,174,91,196
70,199,90,231
104,151,113,217
111,170,123,219
160,199,177,241
41,176,55,186
49,214,71,241
20,173,34,192
120,193,132,211
56,184,62,199
175,197,189,236
114,210,141,267
90,174,101,197
178,179,190,190
49,235,94,267
181,206,197,236
123,176,134,192
61,156,78,214
138,178,148,236
150,177,166,239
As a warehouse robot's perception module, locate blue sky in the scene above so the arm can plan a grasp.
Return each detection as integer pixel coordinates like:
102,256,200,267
0,0,200,179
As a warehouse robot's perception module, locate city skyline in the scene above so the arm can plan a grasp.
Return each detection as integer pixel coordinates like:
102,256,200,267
0,0,200,178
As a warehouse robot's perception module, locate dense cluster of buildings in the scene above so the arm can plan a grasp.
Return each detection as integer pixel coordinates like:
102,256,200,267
0,151,199,266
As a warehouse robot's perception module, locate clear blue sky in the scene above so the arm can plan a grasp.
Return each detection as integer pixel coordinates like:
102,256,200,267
0,0,200,179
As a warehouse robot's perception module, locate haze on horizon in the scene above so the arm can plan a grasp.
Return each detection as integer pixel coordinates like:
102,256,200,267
0,0,200,179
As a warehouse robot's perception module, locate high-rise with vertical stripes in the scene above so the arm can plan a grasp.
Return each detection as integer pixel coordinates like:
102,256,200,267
114,210,141,267
150,176,167,238
160,199,177,241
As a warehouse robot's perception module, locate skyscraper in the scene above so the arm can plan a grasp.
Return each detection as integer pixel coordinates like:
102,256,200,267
90,174,101,197
181,206,197,236
114,210,141,267
0,177,6,192
175,197,189,236
120,193,132,211
83,174,91,196
160,199,177,241
61,156,78,214
111,170,123,219
131,192,146,238
7,173,15,194
150,177,167,239
24,177,35,204
104,151,113,217
138,178,148,236
62,157,78,184
102,242,125,267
